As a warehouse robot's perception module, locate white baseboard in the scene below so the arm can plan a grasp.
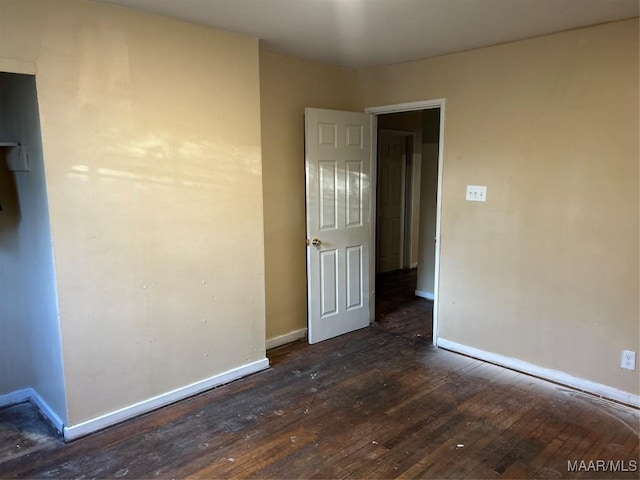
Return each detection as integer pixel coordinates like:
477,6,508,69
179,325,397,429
266,328,308,350
415,289,434,300
0,388,64,433
64,358,269,441
437,338,640,408
30,390,65,433
410,263,419,269
0,388,31,407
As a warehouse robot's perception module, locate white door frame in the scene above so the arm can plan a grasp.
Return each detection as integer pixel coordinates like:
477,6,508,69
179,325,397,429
364,99,446,347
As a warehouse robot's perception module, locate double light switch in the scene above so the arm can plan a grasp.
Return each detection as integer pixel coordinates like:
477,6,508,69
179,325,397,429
466,185,487,202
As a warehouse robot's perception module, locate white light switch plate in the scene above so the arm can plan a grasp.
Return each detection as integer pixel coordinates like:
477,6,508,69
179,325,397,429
466,185,487,202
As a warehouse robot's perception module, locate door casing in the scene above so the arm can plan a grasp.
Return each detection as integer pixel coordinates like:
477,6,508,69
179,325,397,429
365,99,446,347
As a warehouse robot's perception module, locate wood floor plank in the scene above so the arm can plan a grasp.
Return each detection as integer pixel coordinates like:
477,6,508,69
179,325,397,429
375,268,433,342
348,368,526,479
388,369,527,478
1,273,637,479
407,374,542,479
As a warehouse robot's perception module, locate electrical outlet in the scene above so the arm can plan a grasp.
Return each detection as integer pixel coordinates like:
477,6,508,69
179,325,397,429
621,350,636,371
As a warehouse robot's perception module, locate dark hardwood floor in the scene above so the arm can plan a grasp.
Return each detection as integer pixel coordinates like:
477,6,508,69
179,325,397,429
1,326,638,479
375,268,433,342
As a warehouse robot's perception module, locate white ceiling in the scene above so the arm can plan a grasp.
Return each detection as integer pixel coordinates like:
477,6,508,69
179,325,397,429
97,0,639,68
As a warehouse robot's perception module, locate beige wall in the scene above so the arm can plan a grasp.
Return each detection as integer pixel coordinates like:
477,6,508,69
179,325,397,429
0,0,265,425
1,0,636,428
358,18,640,395
416,108,441,296
416,143,439,296
260,51,357,341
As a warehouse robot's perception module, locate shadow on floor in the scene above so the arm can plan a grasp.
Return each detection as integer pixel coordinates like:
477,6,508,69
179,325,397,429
0,402,61,464
374,268,433,342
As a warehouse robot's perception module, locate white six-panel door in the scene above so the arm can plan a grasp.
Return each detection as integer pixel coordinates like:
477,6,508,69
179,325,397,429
305,108,373,344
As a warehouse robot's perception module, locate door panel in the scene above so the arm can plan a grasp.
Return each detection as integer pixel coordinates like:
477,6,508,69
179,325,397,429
319,161,337,230
305,108,372,344
346,245,363,310
320,249,338,317
345,161,362,227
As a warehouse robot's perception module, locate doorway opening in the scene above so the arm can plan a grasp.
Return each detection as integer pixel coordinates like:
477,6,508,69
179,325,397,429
0,72,67,431
303,101,444,347
369,104,443,344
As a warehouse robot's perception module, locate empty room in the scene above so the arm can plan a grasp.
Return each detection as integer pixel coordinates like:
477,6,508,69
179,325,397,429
0,0,638,478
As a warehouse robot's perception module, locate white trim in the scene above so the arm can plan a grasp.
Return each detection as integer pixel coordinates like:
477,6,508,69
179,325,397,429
0,388,32,407
432,102,446,348
266,328,308,350
368,114,378,324
414,289,434,300
63,358,269,441
438,338,640,408
365,99,446,115
410,262,418,269
0,388,64,433
365,99,446,348
31,390,64,433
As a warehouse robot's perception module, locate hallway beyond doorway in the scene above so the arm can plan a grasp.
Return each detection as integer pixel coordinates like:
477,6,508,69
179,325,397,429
374,269,433,343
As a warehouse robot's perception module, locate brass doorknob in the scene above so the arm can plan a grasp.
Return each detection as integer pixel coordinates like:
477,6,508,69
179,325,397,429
311,237,322,247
